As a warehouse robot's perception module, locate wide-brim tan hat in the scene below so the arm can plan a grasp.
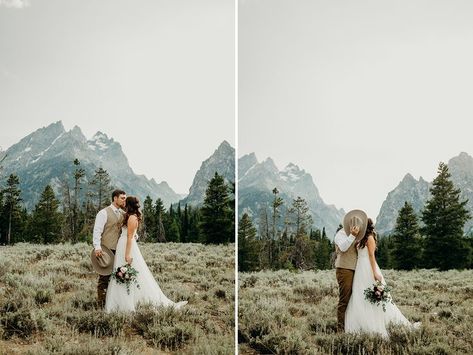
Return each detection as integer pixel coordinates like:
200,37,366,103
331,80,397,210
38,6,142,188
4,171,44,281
343,209,368,241
90,246,114,275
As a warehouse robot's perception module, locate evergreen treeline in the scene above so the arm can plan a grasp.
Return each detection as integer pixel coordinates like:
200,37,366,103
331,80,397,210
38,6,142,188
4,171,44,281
238,188,333,272
141,172,234,244
0,161,234,245
240,163,473,272
378,162,473,270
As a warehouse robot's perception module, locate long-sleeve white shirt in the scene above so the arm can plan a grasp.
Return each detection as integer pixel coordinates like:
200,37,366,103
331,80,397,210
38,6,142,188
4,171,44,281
334,228,356,252
92,204,121,251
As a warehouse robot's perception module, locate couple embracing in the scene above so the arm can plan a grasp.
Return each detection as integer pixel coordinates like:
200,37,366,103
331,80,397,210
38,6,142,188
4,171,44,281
91,189,187,312
335,209,419,338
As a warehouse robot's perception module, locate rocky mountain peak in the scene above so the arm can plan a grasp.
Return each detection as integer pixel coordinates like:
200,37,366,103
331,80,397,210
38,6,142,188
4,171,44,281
281,162,305,182
448,152,473,175
238,153,258,178
400,173,417,185
217,140,232,151
68,125,87,143
178,140,235,207
261,157,279,174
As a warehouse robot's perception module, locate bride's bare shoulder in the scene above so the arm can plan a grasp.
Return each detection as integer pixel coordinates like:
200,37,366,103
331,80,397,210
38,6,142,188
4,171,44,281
366,234,377,248
127,214,139,225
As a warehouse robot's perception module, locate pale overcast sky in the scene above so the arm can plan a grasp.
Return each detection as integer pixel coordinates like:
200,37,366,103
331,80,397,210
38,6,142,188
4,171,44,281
0,0,234,194
239,0,473,219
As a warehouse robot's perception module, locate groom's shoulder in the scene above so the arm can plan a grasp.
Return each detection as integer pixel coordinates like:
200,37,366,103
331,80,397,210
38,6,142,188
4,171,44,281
97,205,111,215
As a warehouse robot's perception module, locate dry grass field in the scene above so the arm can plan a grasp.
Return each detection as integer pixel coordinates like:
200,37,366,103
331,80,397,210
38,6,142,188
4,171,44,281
0,242,235,355
239,268,473,354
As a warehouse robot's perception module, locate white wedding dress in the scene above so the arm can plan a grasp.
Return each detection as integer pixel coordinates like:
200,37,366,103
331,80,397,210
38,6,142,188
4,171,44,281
345,246,414,337
104,227,188,313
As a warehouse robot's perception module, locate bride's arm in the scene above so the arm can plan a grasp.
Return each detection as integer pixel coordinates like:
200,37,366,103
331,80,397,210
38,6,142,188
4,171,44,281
125,215,138,264
367,235,382,282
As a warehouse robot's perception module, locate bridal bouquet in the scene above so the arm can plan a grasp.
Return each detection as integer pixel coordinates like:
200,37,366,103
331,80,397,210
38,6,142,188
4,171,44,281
111,264,140,295
363,280,393,312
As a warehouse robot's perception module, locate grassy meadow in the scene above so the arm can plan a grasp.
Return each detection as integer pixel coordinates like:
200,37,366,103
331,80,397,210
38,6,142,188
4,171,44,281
0,242,235,355
239,268,473,354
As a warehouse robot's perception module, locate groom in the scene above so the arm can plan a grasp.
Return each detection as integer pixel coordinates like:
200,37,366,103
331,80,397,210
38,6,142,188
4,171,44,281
92,189,126,307
334,209,368,332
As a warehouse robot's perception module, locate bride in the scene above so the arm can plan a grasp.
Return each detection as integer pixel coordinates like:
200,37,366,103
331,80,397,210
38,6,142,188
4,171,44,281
345,218,418,337
105,196,188,312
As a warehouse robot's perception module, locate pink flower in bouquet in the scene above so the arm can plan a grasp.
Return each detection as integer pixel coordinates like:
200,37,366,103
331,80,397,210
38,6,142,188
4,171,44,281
120,267,127,273
118,271,123,278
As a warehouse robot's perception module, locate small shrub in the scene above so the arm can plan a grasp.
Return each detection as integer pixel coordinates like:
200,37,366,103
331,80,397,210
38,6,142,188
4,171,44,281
66,311,127,337
35,288,53,305
215,289,226,299
1,309,46,339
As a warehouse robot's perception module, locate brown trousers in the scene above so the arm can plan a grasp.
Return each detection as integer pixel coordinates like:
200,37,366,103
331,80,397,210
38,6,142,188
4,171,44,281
336,267,355,332
97,249,116,307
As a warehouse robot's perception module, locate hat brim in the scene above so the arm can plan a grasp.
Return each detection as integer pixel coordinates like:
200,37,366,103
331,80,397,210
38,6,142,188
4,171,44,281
343,209,368,241
90,245,115,275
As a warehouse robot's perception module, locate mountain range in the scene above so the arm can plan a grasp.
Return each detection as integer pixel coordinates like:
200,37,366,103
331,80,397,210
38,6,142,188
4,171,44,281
5,122,472,237
0,121,234,210
238,151,473,239
238,153,345,239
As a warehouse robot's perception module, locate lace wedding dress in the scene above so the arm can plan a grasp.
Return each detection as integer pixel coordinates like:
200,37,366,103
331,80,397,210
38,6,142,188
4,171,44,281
104,227,188,313
345,246,415,337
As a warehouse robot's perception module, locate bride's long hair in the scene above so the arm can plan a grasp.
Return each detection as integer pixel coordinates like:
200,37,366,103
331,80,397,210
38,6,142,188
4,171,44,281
357,218,377,249
123,196,142,226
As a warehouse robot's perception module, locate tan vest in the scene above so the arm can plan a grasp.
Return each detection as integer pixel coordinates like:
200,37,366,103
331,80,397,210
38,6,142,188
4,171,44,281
334,239,357,270
101,206,124,250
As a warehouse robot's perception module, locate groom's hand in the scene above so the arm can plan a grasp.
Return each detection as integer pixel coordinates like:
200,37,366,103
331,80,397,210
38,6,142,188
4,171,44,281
95,249,103,258
350,225,360,237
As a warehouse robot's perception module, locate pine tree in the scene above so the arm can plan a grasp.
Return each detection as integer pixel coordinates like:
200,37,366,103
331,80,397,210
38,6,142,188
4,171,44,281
28,185,63,244
288,196,313,237
181,204,190,243
291,234,315,270
238,213,259,272
391,201,422,270
189,206,203,243
257,206,271,269
177,202,182,219
269,188,284,266
200,172,233,244
80,191,97,241
71,159,85,243
376,236,393,269
1,174,24,244
421,162,471,270
310,228,321,241
176,202,182,238
154,198,166,242
167,219,180,242
142,195,156,241
314,232,332,270
228,181,235,243
90,167,112,211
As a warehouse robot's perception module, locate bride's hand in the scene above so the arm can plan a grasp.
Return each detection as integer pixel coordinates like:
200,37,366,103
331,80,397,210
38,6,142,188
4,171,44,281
125,255,133,265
